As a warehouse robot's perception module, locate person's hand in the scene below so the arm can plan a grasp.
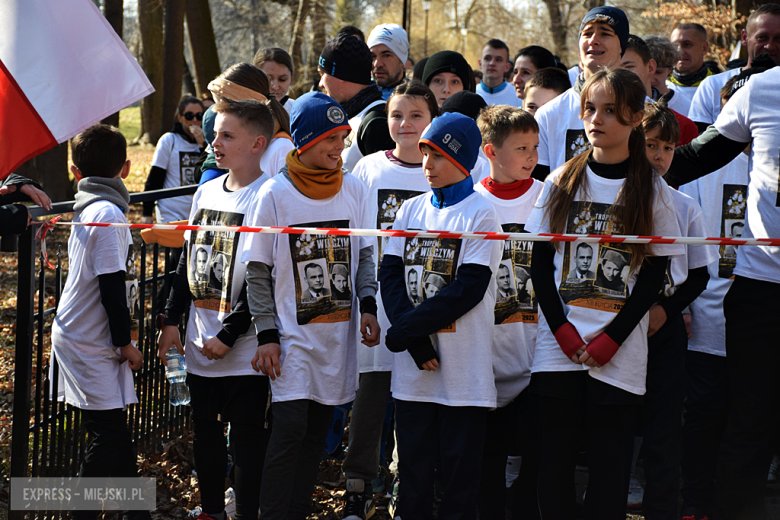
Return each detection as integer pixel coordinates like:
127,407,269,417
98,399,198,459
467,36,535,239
190,125,205,146
421,358,439,371
119,344,144,370
157,325,183,365
141,216,154,225
252,343,282,380
360,313,381,347
571,346,586,364
20,184,52,210
683,314,692,339
647,305,667,337
202,336,230,360
578,349,601,368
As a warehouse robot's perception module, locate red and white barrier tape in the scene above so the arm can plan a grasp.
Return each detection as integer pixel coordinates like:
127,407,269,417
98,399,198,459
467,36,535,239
40,220,780,247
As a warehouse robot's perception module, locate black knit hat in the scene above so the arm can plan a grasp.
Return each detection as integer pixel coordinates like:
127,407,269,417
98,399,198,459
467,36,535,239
440,91,487,122
319,33,373,85
422,51,473,92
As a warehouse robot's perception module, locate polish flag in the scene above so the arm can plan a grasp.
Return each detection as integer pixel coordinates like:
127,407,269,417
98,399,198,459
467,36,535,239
0,0,154,180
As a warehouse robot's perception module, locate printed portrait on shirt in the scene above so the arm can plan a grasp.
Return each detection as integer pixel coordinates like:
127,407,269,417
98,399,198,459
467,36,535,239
188,208,244,313
494,223,537,325
559,202,632,313
719,184,747,278
405,266,423,305
124,247,140,342
565,129,590,162
567,241,597,282
289,220,353,325
376,189,425,270
403,236,462,332
179,151,201,186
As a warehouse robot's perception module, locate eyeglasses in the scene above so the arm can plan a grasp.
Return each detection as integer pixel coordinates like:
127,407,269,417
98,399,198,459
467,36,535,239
183,111,203,121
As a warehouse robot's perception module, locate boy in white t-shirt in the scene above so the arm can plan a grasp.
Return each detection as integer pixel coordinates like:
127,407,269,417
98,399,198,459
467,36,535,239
474,106,544,518
379,112,502,519
242,92,380,520
156,98,276,520
51,125,148,520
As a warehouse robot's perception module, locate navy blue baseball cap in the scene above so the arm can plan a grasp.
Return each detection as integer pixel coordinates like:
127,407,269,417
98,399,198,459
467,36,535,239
580,6,630,56
290,92,352,153
419,112,481,177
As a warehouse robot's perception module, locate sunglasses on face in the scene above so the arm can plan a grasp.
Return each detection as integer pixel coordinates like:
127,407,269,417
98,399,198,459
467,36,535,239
182,111,203,121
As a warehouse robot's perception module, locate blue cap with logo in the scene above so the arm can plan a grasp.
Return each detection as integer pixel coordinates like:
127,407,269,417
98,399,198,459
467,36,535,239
418,112,481,177
290,92,352,153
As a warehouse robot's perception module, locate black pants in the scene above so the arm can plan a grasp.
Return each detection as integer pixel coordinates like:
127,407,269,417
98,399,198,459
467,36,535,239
395,399,488,520
641,313,687,520
714,276,780,520
535,371,640,520
478,390,541,520
72,408,144,520
189,373,270,520
259,399,334,520
681,350,728,517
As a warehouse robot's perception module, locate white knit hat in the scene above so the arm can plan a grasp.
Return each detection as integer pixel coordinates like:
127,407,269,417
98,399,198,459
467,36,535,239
366,23,409,66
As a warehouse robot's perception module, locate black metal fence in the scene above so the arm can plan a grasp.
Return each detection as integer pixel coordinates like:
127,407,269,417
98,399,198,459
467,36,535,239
8,185,198,520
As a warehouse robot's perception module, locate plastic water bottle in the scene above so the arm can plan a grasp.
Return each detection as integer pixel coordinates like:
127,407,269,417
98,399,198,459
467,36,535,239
165,347,190,406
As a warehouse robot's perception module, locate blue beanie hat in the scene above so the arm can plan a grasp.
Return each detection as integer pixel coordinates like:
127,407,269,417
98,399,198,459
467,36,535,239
580,6,630,56
419,112,481,177
290,92,351,153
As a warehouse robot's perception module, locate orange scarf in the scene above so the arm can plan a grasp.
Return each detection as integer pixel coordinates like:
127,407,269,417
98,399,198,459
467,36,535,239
285,150,343,200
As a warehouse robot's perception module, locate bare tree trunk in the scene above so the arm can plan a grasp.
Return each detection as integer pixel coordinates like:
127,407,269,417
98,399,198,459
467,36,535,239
183,56,197,95
139,0,164,144
162,0,187,138
289,0,312,96
306,0,328,92
585,0,604,9
102,0,123,128
185,0,222,95
16,144,73,203
542,0,568,63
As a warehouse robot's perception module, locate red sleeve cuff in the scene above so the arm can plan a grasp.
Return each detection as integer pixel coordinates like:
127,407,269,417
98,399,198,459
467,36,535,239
585,332,620,366
554,322,585,359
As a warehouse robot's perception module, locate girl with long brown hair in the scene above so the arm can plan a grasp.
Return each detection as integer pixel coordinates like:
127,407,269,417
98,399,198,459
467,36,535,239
524,67,684,519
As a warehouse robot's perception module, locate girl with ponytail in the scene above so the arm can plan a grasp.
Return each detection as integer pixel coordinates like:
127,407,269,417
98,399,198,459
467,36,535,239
200,62,294,184
524,67,684,519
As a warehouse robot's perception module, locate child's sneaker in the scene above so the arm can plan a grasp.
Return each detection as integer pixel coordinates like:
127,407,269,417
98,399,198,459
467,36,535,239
626,473,644,509
224,487,236,519
342,478,375,520
387,475,400,518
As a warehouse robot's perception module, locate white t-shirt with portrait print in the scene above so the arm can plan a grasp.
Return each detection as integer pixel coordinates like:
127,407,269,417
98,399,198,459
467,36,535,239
384,190,502,408
535,88,590,172
352,150,430,373
152,132,201,223
525,167,685,395
241,173,373,406
475,179,544,407
182,173,271,378
687,68,740,125
51,200,137,410
662,189,719,299
680,152,749,356
714,66,780,284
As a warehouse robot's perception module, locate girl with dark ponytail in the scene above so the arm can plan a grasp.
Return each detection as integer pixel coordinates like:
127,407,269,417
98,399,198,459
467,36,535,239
200,62,294,184
524,67,684,519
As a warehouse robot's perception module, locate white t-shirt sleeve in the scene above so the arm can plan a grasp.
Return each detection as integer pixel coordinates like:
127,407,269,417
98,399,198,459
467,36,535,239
151,133,175,169
461,204,502,267
262,138,294,177
687,79,715,124
524,177,555,234
684,196,719,269
241,182,277,266
536,107,552,168
714,85,751,143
